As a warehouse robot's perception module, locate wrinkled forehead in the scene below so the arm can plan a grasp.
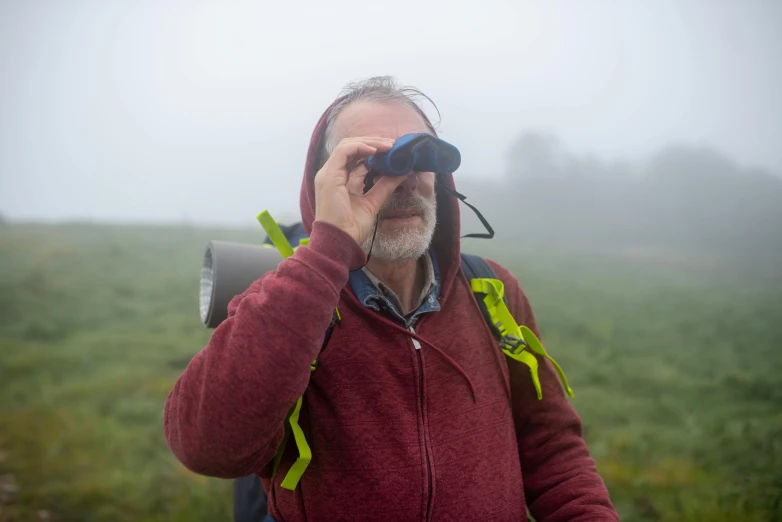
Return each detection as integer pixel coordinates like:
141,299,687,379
330,100,434,143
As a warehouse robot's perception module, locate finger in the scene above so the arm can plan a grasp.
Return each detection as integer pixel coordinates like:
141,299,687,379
315,137,395,188
339,136,395,149
362,174,408,211
343,153,368,177
326,137,395,172
334,137,396,166
345,162,370,197
317,142,377,186
333,138,394,163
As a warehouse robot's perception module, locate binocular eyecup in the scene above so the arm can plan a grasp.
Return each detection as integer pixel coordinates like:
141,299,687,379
365,133,461,177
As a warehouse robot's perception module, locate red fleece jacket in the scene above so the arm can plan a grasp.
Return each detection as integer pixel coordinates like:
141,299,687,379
164,99,618,521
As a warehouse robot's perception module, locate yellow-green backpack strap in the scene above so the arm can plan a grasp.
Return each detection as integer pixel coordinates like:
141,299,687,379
461,253,573,400
469,278,516,341
279,395,311,490
503,348,542,399
256,210,314,490
519,325,574,398
257,210,296,259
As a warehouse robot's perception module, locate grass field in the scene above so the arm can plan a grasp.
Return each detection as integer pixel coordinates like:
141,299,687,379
1,221,781,521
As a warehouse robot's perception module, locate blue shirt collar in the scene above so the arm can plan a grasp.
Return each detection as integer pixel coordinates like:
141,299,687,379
348,247,441,328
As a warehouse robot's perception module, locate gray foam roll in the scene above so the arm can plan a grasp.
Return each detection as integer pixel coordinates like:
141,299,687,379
199,240,283,328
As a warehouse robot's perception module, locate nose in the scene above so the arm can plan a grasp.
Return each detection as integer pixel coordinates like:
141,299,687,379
394,172,420,194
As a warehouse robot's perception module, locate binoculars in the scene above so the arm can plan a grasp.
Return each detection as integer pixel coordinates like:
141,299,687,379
365,133,461,176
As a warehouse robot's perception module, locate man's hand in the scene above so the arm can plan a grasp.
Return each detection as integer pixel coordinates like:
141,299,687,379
313,136,407,245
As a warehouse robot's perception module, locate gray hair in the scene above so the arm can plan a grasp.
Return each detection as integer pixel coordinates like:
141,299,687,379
319,76,440,167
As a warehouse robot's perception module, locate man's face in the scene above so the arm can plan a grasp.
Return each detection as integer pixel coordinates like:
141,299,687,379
330,100,438,262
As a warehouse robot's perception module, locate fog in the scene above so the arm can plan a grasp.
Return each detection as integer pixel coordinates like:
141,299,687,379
1,0,781,230
2,3,782,519
458,131,782,279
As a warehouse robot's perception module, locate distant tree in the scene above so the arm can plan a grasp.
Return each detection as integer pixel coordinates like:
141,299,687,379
505,131,566,181
494,129,782,271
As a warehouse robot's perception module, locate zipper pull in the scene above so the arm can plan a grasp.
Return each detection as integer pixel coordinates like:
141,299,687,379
408,326,422,350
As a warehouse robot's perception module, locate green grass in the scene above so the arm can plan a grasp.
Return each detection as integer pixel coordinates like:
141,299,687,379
1,222,781,521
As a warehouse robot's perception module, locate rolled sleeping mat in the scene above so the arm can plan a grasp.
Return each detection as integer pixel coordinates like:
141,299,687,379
199,240,283,329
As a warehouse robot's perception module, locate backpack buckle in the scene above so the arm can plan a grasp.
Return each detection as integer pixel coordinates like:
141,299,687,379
500,334,527,354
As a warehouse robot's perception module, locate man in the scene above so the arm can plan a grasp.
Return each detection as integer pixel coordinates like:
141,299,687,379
164,76,618,521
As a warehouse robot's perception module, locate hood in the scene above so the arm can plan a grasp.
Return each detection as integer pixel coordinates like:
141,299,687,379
298,96,464,303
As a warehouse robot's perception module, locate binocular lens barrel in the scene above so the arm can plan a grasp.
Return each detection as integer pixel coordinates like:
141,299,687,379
366,133,460,177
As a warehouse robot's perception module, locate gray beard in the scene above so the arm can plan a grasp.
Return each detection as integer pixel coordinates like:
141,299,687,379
361,192,438,262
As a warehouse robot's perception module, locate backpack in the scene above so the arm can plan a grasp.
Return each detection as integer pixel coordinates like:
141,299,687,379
233,214,573,522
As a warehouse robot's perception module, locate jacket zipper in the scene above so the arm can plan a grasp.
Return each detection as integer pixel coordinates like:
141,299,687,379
409,325,433,521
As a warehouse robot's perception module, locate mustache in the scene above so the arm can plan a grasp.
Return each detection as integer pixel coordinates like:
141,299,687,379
379,193,433,217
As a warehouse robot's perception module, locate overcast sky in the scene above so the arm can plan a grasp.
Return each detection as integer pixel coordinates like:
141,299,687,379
1,0,780,226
